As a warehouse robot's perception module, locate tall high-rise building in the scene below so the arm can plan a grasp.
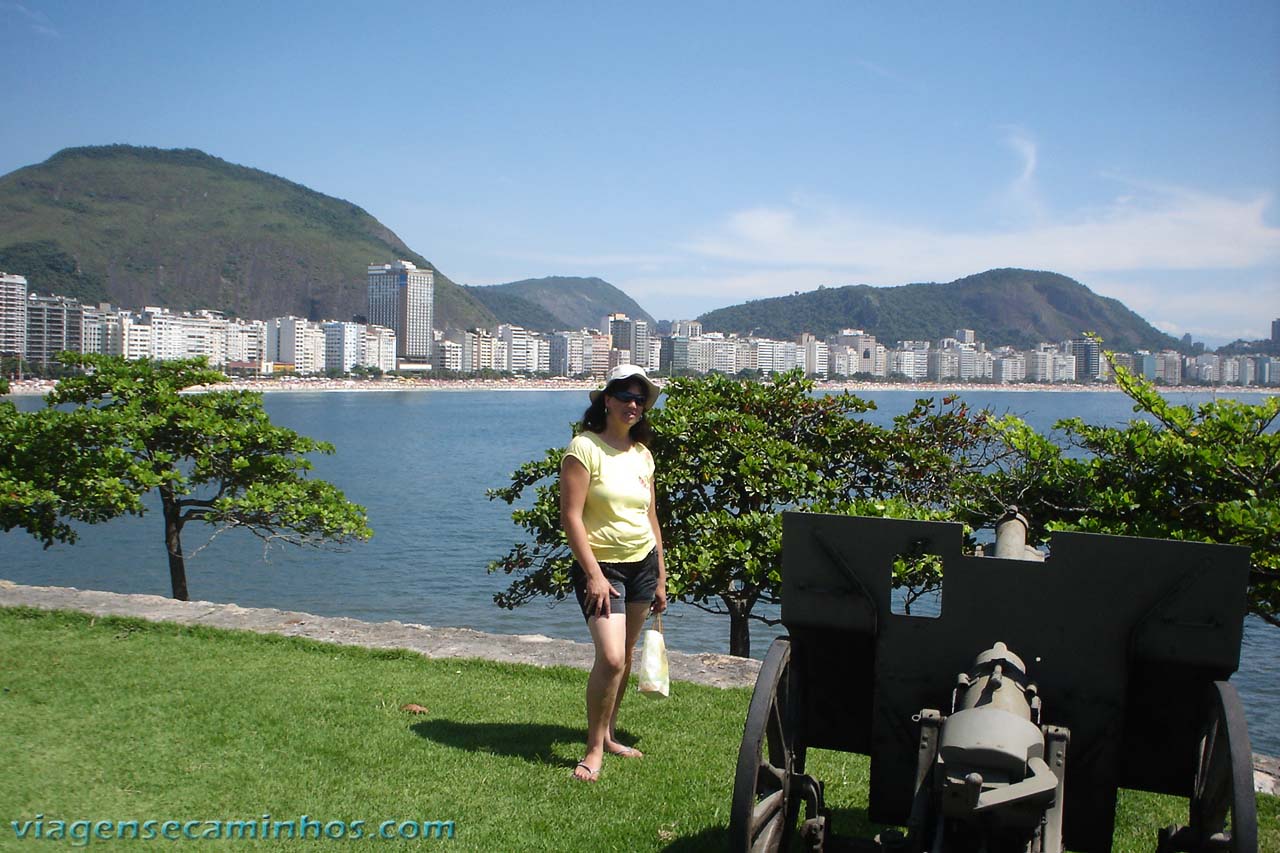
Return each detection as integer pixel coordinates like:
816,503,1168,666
1069,337,1102,381
1,272,28,358
26,293,83,368
367,260,434,362
1272,318,1279,344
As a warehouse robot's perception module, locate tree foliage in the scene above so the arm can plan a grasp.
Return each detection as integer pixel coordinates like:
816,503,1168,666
6,354,371,600
981,360,1280,627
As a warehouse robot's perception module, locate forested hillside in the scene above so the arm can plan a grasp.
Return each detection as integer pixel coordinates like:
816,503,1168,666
0,146,496,330
466,276,656,332
698,269,1181,351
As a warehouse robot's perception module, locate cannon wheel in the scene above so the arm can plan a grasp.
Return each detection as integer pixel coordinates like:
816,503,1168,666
1159,681,1257,852
729,637,808,852
1188,682,1257,852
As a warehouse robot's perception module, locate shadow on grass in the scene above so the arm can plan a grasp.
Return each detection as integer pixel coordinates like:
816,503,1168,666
658,807,886,852
661,825,728,851
411,719,638,769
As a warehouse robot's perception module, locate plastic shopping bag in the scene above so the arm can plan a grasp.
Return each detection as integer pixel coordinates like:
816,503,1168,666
637,613,670,698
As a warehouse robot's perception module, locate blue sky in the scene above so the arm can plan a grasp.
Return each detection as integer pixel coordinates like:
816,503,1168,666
2,1,1277,345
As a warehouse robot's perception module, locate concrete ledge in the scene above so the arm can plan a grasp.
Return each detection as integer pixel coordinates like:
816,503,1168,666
3,578,1275,795
0,578,761,690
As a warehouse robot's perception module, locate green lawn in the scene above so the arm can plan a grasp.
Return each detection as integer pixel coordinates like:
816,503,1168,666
0,608,1274,851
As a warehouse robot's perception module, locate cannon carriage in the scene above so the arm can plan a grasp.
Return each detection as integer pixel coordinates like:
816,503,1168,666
729,511,1257,852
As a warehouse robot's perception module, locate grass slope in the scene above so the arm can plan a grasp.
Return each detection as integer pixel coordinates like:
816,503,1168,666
698,269,1182,352
3,608,1273,851
0,146,495,330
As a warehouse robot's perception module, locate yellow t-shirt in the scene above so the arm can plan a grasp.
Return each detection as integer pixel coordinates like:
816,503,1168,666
564,431,656,563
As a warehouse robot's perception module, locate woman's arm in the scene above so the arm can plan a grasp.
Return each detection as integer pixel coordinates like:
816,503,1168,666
648,477,667,614
560,454,618,617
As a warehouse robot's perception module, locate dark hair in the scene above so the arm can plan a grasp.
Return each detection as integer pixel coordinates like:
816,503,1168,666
581,378,654,444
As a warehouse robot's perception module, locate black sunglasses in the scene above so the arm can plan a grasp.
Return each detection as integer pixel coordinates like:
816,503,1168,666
610,390,647,405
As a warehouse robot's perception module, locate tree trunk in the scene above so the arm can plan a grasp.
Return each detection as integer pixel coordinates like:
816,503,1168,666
723,593,755,658
160,486,189,601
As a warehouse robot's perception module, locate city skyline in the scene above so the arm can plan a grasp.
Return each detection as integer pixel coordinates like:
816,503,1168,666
2,2,1277,345
3,268,1275,388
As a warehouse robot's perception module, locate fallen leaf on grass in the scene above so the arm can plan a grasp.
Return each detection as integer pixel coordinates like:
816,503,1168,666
400,703,429,715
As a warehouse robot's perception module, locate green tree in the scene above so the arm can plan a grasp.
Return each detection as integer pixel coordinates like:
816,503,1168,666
32,354,372,600
981,361,1280,626
1,399,142,547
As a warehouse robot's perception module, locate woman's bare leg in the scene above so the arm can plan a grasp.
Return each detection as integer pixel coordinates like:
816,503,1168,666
604,601,653,757
575,611,628,780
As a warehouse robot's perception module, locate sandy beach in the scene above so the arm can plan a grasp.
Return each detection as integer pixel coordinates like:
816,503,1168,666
3,375,1277,397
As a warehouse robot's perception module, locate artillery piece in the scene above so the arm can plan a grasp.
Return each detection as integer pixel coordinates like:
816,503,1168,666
729,510,1257,852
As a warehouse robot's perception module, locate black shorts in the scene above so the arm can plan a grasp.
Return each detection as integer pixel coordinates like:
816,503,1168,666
571,548,659,619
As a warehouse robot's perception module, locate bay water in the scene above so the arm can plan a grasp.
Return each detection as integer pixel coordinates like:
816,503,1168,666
2,387,1277,755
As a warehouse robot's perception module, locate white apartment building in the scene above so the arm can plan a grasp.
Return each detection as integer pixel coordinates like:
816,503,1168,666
80,304,104,357
122,314,153,361
367,260,434,362
800,335,829,379
474,329,500,372
534,335,550,373
584,331,612,377
267,316,326,374
551,330,586,376
362,325,397,373
323,321,364,373
673,320,702,338
735,338,758,374
687,337,713,374
831,330,886,377
435,339,462,372
1191,353,1221,383
146,308,227,366
993,352,1027,382
928,349,961,381
0,272,28,357
498,324,538,374
225,319,267,365
889,348,927,381
754,338,798,375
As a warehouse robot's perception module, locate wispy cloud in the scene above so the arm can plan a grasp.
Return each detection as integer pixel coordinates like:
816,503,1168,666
854,58,924,94
1000,126,1045,221
687,186,1279,281
650,169,1280,338
1,1,59,37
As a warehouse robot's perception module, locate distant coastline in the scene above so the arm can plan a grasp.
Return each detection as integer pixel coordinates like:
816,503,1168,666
6,376,1277,397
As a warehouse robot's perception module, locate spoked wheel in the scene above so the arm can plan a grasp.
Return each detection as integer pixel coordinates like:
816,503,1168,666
1158,681,1257,853
730,637,825,852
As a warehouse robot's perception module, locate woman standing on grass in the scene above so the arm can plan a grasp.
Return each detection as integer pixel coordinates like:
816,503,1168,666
560,364,668,782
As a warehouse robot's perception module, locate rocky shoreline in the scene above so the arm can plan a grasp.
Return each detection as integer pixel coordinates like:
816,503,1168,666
1,578,1276,795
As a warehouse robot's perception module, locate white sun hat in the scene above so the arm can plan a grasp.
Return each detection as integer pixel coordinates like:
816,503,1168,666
589,364,662,409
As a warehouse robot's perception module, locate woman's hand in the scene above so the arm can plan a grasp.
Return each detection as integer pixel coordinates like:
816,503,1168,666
585,572,620,617
652,586,668,614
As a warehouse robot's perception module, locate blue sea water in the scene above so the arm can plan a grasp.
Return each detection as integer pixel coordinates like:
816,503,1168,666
2,387,1277,755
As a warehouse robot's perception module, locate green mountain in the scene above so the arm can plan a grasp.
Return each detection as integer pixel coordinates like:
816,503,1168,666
464,276,656,332
698,268,1182,352
0,145,496,330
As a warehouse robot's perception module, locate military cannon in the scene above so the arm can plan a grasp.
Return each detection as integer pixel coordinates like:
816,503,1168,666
729,511,1257,852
